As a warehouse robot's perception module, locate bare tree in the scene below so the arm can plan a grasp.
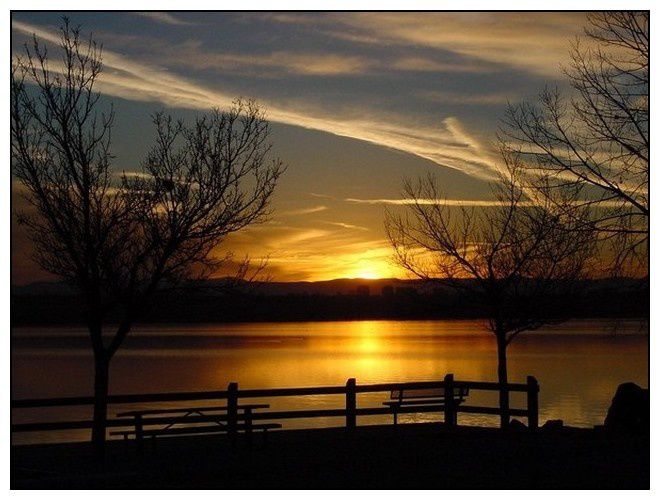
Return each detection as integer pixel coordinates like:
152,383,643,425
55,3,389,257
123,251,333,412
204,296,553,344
11,20,284,456
385,154,594,427
502,12,648,275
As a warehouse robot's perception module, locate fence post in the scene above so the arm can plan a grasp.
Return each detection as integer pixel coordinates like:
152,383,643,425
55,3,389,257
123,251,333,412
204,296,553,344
228,382,238,443
346,378,356,430
444,373,456,427
527,376,539,431
135,413,144,454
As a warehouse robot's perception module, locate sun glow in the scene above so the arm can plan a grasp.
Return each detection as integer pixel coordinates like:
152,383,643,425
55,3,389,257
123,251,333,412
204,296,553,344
348,260,394,280
215,235,409,282
355,269,380,280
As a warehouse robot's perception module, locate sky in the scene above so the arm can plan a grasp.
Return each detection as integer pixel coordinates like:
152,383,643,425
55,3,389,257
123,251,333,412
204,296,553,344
10,11,589,284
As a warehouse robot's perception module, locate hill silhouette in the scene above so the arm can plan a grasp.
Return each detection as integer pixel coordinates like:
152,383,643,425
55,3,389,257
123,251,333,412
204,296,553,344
11,277,648,325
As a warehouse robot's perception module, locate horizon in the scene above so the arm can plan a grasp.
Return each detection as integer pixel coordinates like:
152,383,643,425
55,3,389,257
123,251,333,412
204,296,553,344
12,274,648,288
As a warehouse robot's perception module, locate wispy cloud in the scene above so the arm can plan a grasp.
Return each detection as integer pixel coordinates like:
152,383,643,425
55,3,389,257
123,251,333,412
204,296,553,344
344,197,624,207
309,193,336,200
222,221,402,280
12,20,501,181
418,89,514,106
165,41,371,76
345,197,517,206
323,221,370,231
279,205,328,216
142,38,490,78
265,12,584,77
135,12,195,26
391,57,487,74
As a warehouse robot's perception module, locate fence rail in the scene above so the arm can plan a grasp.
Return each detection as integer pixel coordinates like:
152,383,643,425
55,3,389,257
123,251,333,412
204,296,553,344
11,374,540,436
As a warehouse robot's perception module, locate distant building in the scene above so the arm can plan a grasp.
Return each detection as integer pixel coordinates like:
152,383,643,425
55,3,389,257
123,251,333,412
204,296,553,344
381,285,394,296
395,286,417,296
356,285,370,296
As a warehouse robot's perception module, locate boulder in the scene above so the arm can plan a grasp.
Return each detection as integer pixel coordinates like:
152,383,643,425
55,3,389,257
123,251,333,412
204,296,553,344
542,419,564,431
604,382,649,433
508,419,527,431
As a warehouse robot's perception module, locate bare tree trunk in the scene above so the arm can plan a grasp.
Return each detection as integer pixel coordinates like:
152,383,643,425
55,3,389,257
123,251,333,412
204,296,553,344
91,351,109,461
496,333,510,429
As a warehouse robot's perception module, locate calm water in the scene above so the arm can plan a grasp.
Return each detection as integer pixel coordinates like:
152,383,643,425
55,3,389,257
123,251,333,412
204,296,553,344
11,319,648,443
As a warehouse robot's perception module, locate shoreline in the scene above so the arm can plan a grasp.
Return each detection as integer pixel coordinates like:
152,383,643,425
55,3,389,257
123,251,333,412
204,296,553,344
11,423,649,489
11,316,650,329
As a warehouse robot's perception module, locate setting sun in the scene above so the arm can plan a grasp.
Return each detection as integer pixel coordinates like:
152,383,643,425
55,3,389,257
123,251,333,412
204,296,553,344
345,257,397,280
354,269,381,280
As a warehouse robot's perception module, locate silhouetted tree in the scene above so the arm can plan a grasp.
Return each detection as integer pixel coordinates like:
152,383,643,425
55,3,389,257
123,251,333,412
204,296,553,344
385,154,594,427
11,20,284,456
502,12,648,275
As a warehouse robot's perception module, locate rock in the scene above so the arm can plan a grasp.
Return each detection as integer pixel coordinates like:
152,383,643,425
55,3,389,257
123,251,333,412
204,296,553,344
508,419,527,431
542,419,564,430
604,382,649,433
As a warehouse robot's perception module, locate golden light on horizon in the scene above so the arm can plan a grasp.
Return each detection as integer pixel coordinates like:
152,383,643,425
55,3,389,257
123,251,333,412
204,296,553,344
355,271,379,280
266,247,408,282
342,256,396,281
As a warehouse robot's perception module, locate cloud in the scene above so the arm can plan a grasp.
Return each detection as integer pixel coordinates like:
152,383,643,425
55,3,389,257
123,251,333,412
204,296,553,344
135,12,195,26
279,205,328,216
344,197,516,206
391,57,487,74
309,193,336,200
323,221,370,231
344,197,623,208
11,20,501,181
217,216,405,281
140,38,490,79
266,12,585,77
418,89,514,106
165,41,372,76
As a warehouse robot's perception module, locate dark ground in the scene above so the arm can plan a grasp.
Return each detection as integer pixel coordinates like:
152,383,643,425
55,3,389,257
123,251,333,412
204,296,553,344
11,423,649,489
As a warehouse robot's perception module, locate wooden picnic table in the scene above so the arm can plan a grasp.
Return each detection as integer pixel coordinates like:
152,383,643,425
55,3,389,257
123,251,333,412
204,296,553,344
116,404,269,417
113,404,276,445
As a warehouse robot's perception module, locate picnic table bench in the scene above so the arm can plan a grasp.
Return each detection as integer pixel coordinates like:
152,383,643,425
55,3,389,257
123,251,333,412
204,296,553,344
110,404,281,446
383,387,469,425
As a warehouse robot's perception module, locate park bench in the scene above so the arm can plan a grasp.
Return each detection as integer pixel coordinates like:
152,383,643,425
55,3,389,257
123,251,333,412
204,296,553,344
383,387,469,425
110,404,281,447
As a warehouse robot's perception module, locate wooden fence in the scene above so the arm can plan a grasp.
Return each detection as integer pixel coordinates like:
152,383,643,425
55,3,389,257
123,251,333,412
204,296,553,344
11,374,539,436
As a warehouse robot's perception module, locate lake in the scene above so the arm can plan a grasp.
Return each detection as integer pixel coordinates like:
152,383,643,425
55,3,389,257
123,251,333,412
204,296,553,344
11,319,648,443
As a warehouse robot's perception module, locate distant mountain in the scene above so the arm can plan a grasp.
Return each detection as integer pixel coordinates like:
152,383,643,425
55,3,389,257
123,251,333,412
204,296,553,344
11,278,427,296
11,276,646,297
233,278,431,296
11,276,648,325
